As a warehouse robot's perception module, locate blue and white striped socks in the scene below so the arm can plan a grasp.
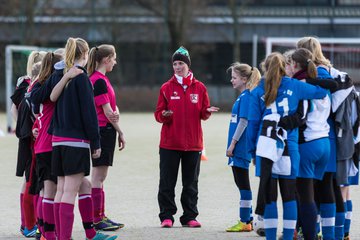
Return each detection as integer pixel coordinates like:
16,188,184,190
239,190,252,223
282,200,297,240
264,202,278,240
320,203,336,239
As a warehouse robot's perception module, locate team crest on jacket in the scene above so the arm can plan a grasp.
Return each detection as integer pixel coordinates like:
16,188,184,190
171,91,180,100
190,94,198,103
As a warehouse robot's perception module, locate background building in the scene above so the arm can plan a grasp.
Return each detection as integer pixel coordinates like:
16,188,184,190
1,0,360,111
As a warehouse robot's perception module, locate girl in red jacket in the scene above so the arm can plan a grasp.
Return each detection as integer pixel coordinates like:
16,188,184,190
154,46,218,228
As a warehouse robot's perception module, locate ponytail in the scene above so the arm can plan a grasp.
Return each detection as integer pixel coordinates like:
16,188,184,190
247,67,261,90
26,51,46,77
38,52,62,84
291,48,317,79
264,52,286,106
87,47,97,76
307,60,317,79
64,38,77,73
87,44,116,76
227,62,261,91
64,37,89,73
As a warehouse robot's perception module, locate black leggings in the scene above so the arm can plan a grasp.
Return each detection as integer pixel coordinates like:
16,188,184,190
314,172,335,205
296,178,314,204
232,166,251,190
255,158,296,216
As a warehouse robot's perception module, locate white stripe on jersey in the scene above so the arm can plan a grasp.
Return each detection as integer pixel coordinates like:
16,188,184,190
303,95,331,142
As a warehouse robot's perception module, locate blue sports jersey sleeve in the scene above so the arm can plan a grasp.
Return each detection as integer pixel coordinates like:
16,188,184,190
292,79,328,101
247,87,263,158
317,66,332,79
239,90,250,119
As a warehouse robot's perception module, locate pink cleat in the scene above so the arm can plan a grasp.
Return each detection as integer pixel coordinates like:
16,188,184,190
161,219,173,228
182,220,201,228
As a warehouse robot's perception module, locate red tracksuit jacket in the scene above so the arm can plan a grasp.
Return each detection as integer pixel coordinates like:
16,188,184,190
154,76,211,151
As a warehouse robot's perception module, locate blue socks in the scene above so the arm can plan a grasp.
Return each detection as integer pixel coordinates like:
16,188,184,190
282,201,297,240
344,200,352,236
264,202,278,240
239,190,252,223
320,203,336,239
299,202,317,239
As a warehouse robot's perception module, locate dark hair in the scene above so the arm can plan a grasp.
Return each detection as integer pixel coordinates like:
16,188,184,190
291,48,317,79
37,52,62,84
87,44,116,76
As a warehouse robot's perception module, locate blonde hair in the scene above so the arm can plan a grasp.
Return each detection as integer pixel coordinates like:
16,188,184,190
263,52,286,106
227,62,261,90
26,51,46,77
31,62,42,81
87,44,116,76
54,48,65,56
37,52,62,84
283,49,295,65
64,37,89,73
291,48,317,79
297,37,332,67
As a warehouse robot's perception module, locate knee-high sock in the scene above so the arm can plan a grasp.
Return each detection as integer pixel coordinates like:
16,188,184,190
335,205,345,240
316,213,321,234
53,202,60,238
101,188,105,219
282,200,297,240
23,185,36,229
344,200,352,235
320,203,336,239
239,190,252,223
79,194,96,239
36,196,44,234
264,201,278,240
299,202,317,240
20,193,25,229
91,188,102,222
59,203,74,240
43,198,56,240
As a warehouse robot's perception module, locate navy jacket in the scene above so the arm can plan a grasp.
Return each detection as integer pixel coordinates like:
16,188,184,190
51,67,100,151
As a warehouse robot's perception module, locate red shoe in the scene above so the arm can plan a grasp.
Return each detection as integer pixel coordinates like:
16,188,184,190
161,219,173,228
182,220,201,228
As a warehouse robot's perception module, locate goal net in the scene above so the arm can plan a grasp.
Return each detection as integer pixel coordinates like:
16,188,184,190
5,45,53,133
265,37,360,84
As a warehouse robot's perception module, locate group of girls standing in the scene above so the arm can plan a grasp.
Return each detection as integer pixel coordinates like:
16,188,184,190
226,36,359,240
12,37,125,240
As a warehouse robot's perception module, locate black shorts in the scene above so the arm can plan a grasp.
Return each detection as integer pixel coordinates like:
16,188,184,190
92,124,116,167
16,137,32,180
36,152,57,190
52,145,90,177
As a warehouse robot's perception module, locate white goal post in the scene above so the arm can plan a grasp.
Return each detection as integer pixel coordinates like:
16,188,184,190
265,37,360,85
265,37,360,56
5,45,51,133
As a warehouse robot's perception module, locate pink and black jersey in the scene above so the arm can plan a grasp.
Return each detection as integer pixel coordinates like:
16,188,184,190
89,71,117,127
33,99,55,154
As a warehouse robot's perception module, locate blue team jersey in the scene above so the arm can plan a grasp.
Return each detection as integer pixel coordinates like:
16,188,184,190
247,77,328,177
316,66,336,139
227,89,251,165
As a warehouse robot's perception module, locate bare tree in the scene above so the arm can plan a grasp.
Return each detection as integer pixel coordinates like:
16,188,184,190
23,0,37,45
134,0,205,51
227,0,251,62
